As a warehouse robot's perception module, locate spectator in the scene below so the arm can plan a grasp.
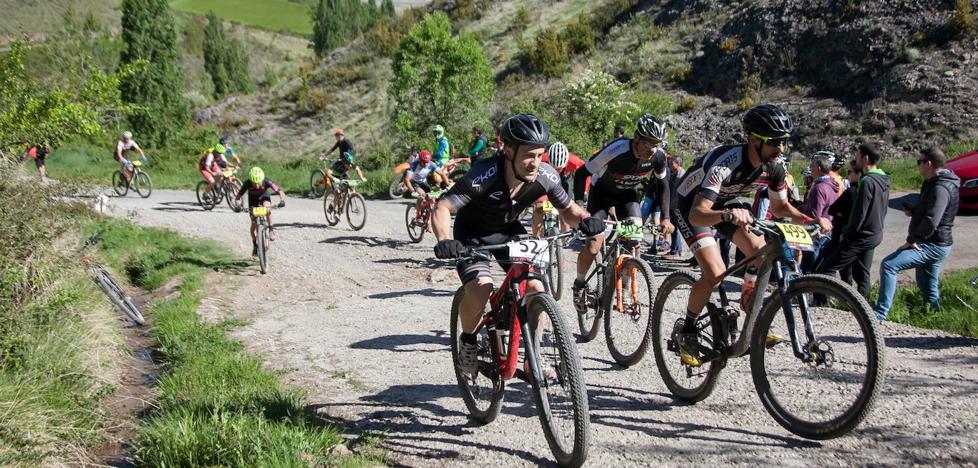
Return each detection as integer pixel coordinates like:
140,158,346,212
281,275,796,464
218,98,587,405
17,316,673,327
614,125,625,139
467,127,489,161
816,160,864,285
800,152,841,272
816,143,890,296
873,146,959,320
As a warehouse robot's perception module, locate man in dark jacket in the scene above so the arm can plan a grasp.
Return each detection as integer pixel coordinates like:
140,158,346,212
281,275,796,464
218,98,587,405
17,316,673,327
816,143,890,296
467,127,489,160
873,146,959,320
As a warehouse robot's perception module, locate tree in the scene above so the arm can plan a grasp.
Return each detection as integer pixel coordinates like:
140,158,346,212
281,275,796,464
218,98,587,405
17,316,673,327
203,11,231,96
224,35,254,95
381,0,396,18
311,0,331,57
118,0,188,147
389,13,494,143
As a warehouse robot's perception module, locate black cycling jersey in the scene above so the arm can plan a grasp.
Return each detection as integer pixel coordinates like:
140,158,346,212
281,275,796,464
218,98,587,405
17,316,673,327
328,139,354,156
675,144,788,206
442,156,571,233
573,138,669,200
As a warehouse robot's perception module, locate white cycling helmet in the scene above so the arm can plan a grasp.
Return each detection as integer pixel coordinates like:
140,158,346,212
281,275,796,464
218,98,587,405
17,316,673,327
548,141,569,170
122,131,133,139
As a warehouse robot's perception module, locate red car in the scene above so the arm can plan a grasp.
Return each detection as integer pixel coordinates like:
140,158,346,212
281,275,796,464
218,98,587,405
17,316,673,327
947,149,978,210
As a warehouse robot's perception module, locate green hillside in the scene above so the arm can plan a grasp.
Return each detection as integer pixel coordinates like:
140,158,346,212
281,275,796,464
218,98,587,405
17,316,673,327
170,0,312,35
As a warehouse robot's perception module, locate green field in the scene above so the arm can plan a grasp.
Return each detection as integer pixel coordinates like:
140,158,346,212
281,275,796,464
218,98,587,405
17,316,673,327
170,0,312,35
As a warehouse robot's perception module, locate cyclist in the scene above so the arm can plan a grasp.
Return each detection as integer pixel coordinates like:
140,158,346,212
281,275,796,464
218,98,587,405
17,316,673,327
327,151,367,182
572,114,675,313
199,145,226,195
114,131,145,183
218,136,242,169
235,167,286,258
404,150,440,214
531,141,585,237
431,113,604,377
670,104,832,367
467,126,489,161
325,129,354,159
431,124,451,188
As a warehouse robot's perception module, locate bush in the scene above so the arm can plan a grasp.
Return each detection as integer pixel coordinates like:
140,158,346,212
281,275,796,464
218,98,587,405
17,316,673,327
677,95,697,113
948,0,976,36
629,90,676,120
523,27,570,78
366,20,401,57
719,36,740,54
325,64,367,85
562,14,596,54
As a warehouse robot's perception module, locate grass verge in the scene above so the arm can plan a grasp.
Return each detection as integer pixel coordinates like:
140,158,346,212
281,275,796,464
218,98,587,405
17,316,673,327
872,267,978,337
90,219,381,466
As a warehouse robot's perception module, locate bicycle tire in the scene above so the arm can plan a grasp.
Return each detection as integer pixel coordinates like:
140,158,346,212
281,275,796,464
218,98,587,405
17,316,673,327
527,294,590,467
93,267,145,326
545,227,563,301
750,274,884,440
112,171,128,196
346,192,367,231
651,270,723,402
323,190,341,226
576,250,603,342
196,181,216,210
405,204,425,243
225,179,243,212
388,175,407,199
449,287,504,423
604,257,656,367
310,170,327,198
257,222,268,274
134,170,152,198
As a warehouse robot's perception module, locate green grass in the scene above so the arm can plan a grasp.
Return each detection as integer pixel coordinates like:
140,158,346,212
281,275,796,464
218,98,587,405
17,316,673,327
0,0,119,37
170,0,313,35
871,267,978,338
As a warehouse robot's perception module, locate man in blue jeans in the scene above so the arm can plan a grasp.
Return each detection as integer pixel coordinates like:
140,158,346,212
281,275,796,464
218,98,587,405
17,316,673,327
874,146,960,320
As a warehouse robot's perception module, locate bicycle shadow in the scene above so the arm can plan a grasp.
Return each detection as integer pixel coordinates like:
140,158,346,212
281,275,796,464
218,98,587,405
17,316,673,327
371,257,440,267
349,330,451,353
152,201,203,213
320,235,412,248
366,288,453,299
275,221,331,230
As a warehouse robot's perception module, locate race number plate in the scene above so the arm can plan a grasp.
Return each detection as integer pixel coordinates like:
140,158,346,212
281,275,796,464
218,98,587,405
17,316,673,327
508,239,549,266
775,222,814,250
223,170,234,177
617,222,644,240
541,201,554,213
252,206,269,217
131,160,142,167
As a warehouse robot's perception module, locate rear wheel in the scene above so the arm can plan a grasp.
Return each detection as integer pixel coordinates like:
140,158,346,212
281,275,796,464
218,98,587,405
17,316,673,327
323,190,341,226
604,257,656,367
527,294,590,467
450,287,504,423
576,250,604,342
112,171,128,196
405,204,425,243
388,174,407,199
346,193,367,231
133,170,152,198
196,181,215,210
310,169,327,198
225,179,243,212
751,274,883,440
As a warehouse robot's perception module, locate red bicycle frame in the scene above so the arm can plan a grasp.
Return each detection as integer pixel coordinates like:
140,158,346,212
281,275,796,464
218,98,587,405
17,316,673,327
474,262,536,381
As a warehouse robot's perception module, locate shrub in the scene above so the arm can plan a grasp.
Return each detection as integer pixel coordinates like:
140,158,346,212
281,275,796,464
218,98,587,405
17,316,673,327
948,0,975,37
366,20,401,57
562,14,596,54
737,95,757,111
719,36,740,54
677,95,697,113
302,87,335,113
325,64,367,85
629,90,676,120
523,27,569,78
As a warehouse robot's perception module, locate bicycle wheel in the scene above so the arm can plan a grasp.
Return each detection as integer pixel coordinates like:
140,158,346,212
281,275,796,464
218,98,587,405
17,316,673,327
388,175,407,199
225,180,244,212
750,274,883,440
526,294,590,467
545,227,563,301
93,267,145,326
449,287,504,423
310,170,327,198
651,270,723,402
133,170,152,198
576,250,603,342
323,190,341,226
346,192,367,231
604,257,656,367
256,222,268,275
405,204,425,243
196,181,216,210
112,171,129,196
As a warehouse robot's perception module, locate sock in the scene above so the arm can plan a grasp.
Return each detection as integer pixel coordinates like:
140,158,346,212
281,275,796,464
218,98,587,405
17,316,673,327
460,332,477,345
681,311,698,333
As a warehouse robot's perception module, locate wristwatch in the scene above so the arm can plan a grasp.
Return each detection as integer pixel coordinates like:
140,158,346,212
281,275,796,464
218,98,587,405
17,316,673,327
721,209,734,223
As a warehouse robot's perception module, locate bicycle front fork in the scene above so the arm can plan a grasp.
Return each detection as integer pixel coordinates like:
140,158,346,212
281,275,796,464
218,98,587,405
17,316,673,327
772,261,817,362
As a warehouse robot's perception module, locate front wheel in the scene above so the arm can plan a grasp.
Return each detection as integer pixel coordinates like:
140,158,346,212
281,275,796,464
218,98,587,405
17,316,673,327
388,174,407,199
405,204,426,243
450,287,504,423
545,227,563,301
196,181,215,210
112,171,129,196
323,190,341,226
346,193,367,231
310,169,327,198
256,222,269,275
750,274,884,440
575,250,604,342
133,170,152,198
527,294,590,467
651,270,723,402
604,257,656,367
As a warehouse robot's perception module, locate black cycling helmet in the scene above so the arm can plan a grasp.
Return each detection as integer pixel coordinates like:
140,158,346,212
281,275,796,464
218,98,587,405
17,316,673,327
636,114,668,141
743,104,793,138
498,113,550,147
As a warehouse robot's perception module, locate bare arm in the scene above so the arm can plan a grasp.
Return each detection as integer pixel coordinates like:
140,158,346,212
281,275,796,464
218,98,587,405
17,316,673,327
432,200,455,241
557,201,589,228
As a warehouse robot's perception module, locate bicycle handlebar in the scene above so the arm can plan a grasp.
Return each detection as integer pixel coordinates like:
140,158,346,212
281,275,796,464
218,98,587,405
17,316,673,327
461,231,575,262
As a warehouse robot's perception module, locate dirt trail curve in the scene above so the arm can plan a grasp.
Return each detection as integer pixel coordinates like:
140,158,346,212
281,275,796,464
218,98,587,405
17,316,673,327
108,190,978,466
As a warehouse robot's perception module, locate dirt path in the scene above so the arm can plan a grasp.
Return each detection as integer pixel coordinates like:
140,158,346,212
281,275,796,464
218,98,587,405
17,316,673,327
108,190,978,466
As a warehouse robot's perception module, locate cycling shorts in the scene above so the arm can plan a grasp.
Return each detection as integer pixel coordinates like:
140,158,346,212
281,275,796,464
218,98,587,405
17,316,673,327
412,180,433,193
586,186,641,222
200,163,221,183
248,194,273,211
34,156,46,168
454,221,526,284
671,197,749,253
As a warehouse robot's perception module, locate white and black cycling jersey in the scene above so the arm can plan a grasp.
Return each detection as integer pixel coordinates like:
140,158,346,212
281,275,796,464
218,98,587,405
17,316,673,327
442,156,571,232
577,138,668,194
675,144,788,205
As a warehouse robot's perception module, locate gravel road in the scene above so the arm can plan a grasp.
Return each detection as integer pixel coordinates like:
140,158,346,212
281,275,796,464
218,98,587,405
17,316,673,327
108,189,978,466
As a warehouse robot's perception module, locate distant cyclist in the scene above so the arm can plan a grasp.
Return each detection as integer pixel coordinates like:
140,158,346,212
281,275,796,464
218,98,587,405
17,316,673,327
404,150,440,214
114,131,146,183
531,141,585,237
235,167,286,258
431,124,451,188
324,129,355,160
218,136,242,169
199,145,226,194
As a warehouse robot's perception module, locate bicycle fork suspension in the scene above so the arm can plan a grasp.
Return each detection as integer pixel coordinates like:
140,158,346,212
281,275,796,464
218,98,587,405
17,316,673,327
773,262,818,362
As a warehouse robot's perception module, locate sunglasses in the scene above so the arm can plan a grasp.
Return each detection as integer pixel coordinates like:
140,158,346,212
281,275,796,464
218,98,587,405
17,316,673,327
751,132,789,147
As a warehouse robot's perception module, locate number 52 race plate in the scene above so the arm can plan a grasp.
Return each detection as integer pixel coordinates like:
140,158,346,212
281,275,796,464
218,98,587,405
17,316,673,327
508,239,549,265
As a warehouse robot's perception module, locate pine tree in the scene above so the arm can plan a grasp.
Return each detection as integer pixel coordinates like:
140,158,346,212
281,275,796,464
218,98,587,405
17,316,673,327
119,0,188,147
225,35,254,94
203,11,230,97
311,0,331,57
381,0,395,18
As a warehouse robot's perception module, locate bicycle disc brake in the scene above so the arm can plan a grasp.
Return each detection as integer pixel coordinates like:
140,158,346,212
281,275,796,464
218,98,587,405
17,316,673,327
804,339,835,369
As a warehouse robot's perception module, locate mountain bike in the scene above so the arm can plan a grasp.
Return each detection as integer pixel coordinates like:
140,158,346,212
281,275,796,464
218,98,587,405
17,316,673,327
323,177,367,231
251,202,284,275
449,230,589,467
540,200,564,300
650,219,884,440
405,186,443,243
81,232,145,326
196,168,243,212
112,160,152,198
388,147,420,199
574,219,657,367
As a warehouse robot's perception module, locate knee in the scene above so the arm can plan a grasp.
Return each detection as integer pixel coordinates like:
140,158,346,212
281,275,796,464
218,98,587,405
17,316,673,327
464,279,492,301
